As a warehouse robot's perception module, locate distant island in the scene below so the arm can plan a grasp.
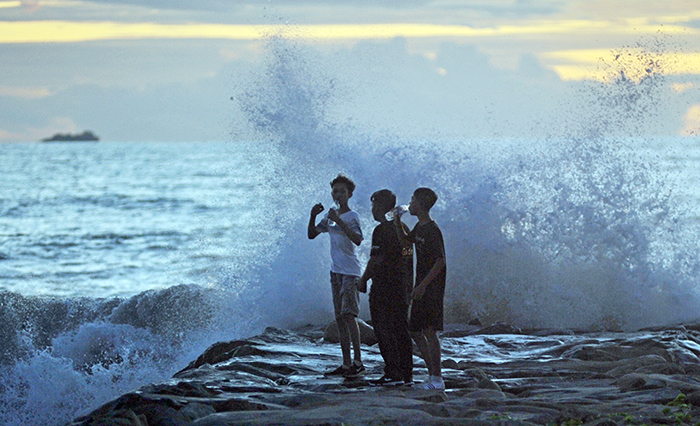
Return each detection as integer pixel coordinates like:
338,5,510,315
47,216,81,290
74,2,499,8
41,130,99,142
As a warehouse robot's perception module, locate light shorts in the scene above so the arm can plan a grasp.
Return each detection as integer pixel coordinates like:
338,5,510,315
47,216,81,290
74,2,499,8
331,272,360,318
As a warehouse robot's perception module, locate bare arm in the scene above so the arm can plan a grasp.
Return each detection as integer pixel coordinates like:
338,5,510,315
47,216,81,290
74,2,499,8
412,257,446,300
307,203,324,239
358,256,380,293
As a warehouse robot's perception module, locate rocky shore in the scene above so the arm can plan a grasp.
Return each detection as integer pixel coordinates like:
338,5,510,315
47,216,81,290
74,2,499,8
68,322,700,425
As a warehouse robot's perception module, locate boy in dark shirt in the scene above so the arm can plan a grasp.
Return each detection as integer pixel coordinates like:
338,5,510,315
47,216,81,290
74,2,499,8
358,189,414,386
395,187,446,390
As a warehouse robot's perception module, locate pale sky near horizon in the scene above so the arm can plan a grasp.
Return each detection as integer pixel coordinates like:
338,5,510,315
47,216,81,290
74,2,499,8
1,0,699,142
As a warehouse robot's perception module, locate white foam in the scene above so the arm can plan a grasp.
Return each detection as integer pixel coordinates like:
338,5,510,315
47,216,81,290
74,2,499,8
231,36,700,332
5,34,700,426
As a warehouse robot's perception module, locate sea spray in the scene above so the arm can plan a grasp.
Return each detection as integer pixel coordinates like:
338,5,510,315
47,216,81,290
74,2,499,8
2,32,699,426
231,35,700,332
0,285,259,426
0,139,277,425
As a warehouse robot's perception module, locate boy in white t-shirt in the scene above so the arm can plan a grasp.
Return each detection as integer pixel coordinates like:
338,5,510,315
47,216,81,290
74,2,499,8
308,174,365,378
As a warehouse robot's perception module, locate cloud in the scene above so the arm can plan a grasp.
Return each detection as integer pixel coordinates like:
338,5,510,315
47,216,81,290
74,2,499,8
74,0,565,19
233,38,576,142
542,50,700,81
682,104,700,136
0,128,28,140
0,39,243,90
0,38,550,141
433,0,564,17
0,1,21,9
86,0,245,12
85,0,432,11
672,82,695,93
1,0,699,142
0,85,225,142
1,36,696,142
0,86,53,99
0,21,264,43
5,19,693,44
0,53,253,141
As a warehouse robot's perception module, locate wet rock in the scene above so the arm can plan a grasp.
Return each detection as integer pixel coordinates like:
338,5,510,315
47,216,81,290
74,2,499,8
141,382,220,398
216,361,291,384
261,392,336,408
481,404,561,424
87,409,148,426
440,322,482,337
211,398,271,412
617,373,700,393
476,322,523,335
584,419,621,426
605,354,669,377
192,394,459,426
470,389,509,402
180,403,216,422
635,362,686,375
618,373,657,391
249,361,311,376
530,328,576,336
134,404,189,426
323,318,377,345
70,323,700,426
478,377,502,390
412,390,450,403
443,374,478,390
442,358,459,369
177,340,273,374
69,393,186,426
464,367,502,390
257,326,321,345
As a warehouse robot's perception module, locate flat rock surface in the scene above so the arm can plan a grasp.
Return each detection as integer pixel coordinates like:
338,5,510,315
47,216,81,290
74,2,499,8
69,323,700,425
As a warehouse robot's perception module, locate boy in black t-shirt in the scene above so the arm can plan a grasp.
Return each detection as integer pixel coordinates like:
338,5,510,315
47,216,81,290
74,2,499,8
358,189,414,386
395,187,446,390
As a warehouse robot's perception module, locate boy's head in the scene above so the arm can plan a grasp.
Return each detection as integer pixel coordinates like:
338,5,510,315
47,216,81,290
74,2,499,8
330,174,355,194
330,174,355,205
410,187,438,214
370,189,396,221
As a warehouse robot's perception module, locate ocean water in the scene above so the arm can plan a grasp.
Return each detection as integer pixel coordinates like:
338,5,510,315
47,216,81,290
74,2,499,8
0,141,276,298
3,37,700,425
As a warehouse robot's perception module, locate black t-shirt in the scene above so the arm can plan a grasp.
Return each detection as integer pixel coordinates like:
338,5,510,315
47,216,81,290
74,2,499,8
370,221,413,297
411,220,446,289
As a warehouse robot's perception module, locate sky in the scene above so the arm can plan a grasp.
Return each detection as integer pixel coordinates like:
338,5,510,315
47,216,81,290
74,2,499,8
0,0,699,142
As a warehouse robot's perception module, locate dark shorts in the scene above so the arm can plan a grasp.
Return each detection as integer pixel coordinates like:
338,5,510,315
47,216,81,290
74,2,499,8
331,272,360,318
409,285,444,332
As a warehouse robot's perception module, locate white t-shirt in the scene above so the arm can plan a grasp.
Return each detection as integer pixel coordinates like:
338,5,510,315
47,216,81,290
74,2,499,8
317,210,363,277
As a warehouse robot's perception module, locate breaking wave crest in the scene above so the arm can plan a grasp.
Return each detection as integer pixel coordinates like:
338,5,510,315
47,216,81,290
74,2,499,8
3,34,700,425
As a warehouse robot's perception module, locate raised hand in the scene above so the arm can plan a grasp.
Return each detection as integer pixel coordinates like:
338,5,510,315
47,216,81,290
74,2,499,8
327,207,340,223
311,203,324,217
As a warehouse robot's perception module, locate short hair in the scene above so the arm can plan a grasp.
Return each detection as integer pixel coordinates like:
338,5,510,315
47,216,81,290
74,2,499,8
370,189,396,214
330,174,356,194
413,187,438,211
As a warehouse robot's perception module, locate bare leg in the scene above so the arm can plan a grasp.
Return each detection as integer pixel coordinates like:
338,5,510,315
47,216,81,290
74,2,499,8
412,330,434,377
336,316,352,367
343,313,362,364
425,327,442,378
